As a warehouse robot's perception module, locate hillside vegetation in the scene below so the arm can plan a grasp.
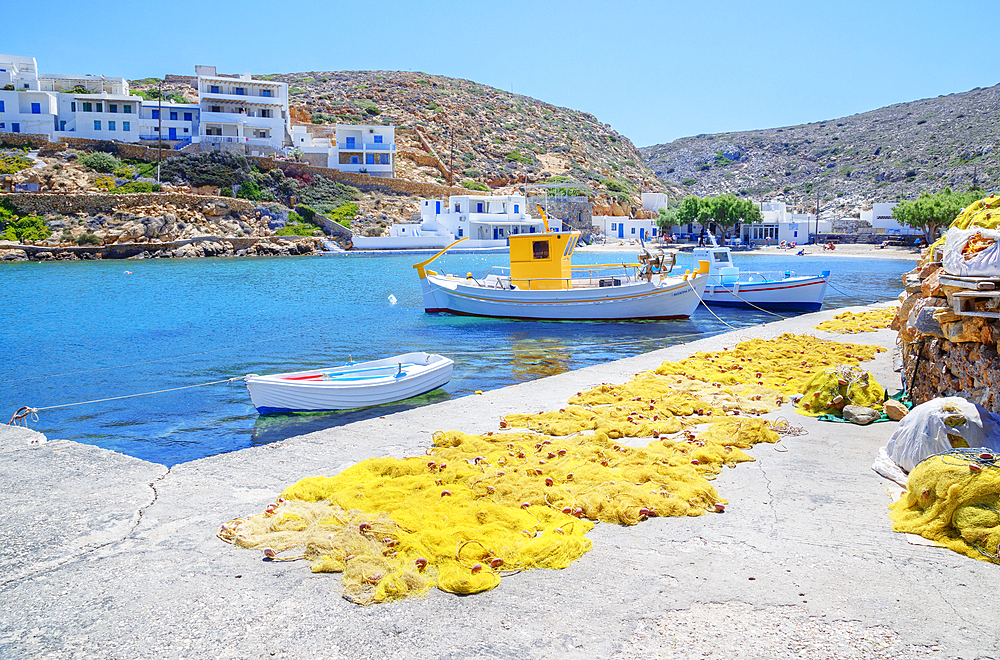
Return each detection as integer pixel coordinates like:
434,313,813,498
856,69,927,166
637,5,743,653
641,84,1000,213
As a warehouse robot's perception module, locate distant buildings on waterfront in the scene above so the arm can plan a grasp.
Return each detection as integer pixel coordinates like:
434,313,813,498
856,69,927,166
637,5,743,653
0,54,395,176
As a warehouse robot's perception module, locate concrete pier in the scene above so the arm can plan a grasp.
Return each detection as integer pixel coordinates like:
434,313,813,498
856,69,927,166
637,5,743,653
2,306,998,659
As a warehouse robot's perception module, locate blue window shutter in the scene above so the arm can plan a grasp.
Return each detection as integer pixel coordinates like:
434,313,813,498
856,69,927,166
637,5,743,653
152,110,159,119
0,100,5,112
94,120,100,130
170,111,177,120
184,112,192,121
123,121,130,131
31,102,40,114
514,204,519,213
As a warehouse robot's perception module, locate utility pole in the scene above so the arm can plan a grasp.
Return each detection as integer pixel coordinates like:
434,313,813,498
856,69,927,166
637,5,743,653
157,80,163,186
815,190,820,243
449,123,454,185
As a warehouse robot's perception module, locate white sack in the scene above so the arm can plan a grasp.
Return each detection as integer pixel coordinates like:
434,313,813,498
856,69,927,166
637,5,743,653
881,397,1000,473
942,226,1000,277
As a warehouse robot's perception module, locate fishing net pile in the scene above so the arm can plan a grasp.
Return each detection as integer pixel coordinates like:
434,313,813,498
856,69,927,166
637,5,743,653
813,308,898,334
889,449,1000,564
794,365,886,416
923,193,1000,265
220,333,882,604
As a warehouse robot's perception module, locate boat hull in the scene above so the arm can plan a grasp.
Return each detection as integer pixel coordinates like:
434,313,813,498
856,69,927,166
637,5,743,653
245,353,454,414
701,274,829,311
420,273,708,320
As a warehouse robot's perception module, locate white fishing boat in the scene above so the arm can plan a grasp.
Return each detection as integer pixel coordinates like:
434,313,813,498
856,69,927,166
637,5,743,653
694,244,830,311
244,353,453,414
413,212,710,321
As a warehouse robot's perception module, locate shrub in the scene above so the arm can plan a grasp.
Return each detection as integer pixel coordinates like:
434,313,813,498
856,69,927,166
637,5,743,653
461,180,489,192
326,202,358,228
93,175,117,190
76,233,101,245
604,179,628,193
160,151,252,188
219,187,233,197
295,205,317,224
113,165,136,179
236,179,268,202
506,149,532,163
682,178,697,186
78,151,123,173
1,213,51,242
276,222,322,236
0,152,33,175
110,181,160,194
295,175,361,215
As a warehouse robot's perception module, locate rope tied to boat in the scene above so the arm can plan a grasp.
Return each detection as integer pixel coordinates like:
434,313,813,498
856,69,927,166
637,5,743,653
7,376,246,427
685,280,738,330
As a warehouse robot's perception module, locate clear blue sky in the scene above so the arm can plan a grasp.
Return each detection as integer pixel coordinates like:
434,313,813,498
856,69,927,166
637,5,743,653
9,0,997,147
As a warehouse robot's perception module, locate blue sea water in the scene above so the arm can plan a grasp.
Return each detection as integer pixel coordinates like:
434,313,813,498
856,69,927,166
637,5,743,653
0,249,913,466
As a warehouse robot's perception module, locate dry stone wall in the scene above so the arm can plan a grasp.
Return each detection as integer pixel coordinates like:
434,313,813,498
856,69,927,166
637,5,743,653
894,256,1000,412
2,192,255,216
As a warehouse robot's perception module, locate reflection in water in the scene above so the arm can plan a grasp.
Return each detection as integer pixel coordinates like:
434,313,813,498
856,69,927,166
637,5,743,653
510,337,572,383
250,388,452,446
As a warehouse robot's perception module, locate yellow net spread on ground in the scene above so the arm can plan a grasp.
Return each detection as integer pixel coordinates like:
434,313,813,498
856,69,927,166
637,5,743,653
889,449,1000,564
813,308,898,334
219,333,881,604
793,365,886,416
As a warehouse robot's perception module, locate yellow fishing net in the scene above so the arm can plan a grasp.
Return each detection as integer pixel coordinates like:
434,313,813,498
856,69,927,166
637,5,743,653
653,333,883,395
889,449,1000,564
813,308,898,334
220,333,882,603
793,365,886,416
923,194,1000,262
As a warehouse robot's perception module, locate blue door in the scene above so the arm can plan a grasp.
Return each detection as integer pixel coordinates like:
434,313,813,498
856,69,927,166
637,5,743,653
640,228,645,241
11,123,19,133
493,227,499,240
31,102,40,114
435,201,441,214
346,137,355,148
618,223,624,239
169,128,177,140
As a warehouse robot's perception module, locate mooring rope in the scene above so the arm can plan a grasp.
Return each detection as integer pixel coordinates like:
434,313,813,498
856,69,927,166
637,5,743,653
7,376,245,425
686,280,738,330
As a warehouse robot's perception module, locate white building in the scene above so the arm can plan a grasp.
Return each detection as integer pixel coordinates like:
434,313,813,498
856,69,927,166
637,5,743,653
352,195,552,250
138,101,199,145
739,201,830,245
290,124,396,177
592,215,657,242
194,65,288,155
860,202,917,235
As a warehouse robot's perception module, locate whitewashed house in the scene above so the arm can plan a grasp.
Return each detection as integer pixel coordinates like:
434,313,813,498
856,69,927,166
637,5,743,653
290,124,396,176
193,66,288,155
352,195,552,250
592,215,657,242
138,101,199,145
740,201,830,245
860,202,918,236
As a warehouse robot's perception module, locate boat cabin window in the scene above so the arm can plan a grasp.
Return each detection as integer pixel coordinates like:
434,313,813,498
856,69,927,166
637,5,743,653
533,240,549,259
714,251,730,263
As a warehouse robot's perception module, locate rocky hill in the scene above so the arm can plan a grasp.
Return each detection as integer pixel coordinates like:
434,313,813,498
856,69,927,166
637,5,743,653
641,84,1000,215
136,71,674,215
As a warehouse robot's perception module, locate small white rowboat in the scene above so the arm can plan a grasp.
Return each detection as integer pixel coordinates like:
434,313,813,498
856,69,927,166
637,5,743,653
244,352,454,414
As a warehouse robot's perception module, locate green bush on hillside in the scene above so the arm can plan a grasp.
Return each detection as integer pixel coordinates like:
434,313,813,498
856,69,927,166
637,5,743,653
78,151,123,173
0,200,51,242
0,152,33,175
326,202,358,228
461,180,489,192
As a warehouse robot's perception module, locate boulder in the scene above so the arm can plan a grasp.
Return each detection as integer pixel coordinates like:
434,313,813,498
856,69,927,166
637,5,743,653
843,405,881,425
884,399,908,421
0,249,28,261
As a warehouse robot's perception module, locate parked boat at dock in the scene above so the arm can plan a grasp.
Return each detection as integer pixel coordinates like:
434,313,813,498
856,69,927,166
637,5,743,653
414,214,710,320
244,353,454,414
693,245,830,311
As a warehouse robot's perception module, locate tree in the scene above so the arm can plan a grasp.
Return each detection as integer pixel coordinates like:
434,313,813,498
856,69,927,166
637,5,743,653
673,194,762,238
656,207,677,232
891,188,984,244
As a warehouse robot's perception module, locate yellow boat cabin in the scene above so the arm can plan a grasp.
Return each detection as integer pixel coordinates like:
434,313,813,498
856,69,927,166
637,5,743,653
509,230,579,290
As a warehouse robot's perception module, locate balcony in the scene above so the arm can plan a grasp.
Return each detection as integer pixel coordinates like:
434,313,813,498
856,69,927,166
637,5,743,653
198,135,274,146
199,112,279,127
200,90,283,104
337,141,395,151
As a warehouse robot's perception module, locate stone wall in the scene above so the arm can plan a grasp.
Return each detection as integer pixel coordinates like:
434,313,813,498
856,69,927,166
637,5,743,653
894,258,1000,412
248,155,467,198
528,196,592,231
1,192,255,216
0,133,52,149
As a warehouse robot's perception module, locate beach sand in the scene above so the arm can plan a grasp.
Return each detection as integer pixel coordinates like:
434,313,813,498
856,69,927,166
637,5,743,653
576,240,923,262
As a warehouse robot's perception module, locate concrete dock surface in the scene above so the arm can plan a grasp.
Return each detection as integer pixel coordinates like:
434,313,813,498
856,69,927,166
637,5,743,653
2,306,998,660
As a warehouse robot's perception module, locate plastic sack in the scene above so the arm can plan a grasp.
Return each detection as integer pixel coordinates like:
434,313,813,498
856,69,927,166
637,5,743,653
942,226,1000,277
881,397,1000,473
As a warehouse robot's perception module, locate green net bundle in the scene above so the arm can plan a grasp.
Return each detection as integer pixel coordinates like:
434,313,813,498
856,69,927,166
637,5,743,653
793,366,886,416
220,334,881,604
889,449,1000,564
